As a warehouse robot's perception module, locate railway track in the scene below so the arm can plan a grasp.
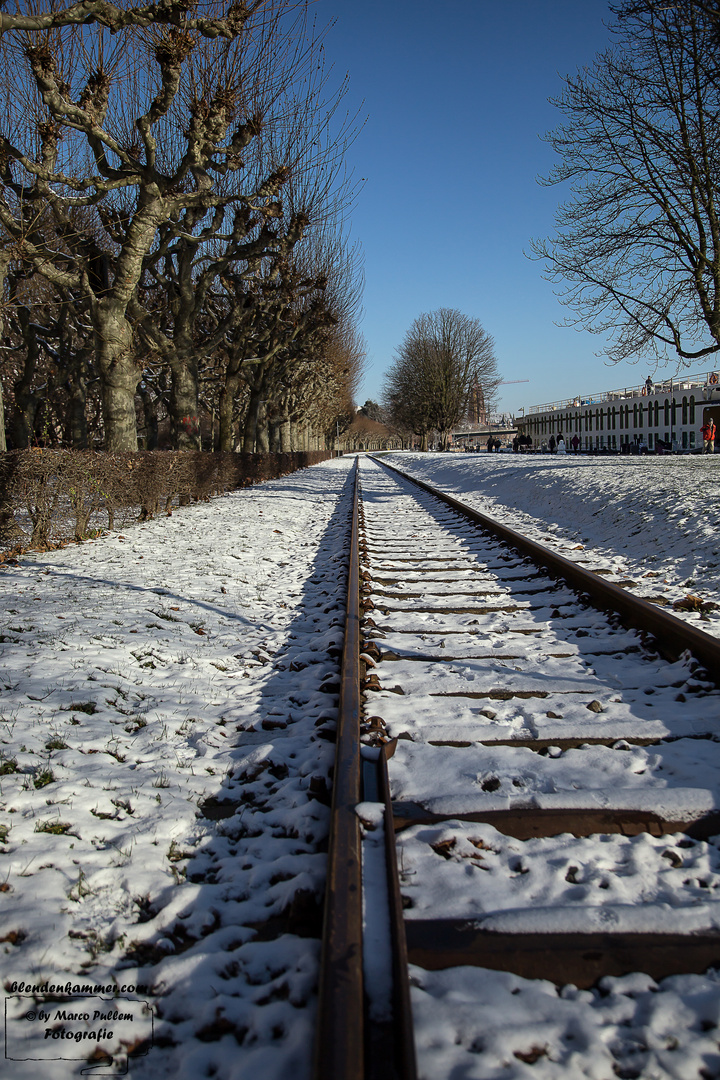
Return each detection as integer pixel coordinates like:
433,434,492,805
314,455,720,1080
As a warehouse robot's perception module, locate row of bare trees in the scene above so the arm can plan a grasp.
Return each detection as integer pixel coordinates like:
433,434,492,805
0,0,364,453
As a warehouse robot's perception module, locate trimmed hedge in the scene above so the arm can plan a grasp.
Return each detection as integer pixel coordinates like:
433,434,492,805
0,449,332,547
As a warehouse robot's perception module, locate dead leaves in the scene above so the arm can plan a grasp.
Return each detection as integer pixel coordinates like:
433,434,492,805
673,594,718,614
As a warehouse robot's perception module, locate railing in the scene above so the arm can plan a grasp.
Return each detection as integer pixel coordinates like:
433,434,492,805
528,367,720,414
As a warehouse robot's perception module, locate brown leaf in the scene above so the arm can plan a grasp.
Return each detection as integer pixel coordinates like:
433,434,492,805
514,1046,548,1064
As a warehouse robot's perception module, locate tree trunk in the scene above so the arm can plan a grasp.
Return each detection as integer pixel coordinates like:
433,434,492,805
256,401,269,453
65,391,88,449
168,357,201,450
138,384,159,450
0,372,5,453
241,367,266,453
64,349,90,449
95,309,140,452
0,252,9,453
268,418,280,452
279,417,291,451
12,309,42,447
242,390,260,452
218,375,239,452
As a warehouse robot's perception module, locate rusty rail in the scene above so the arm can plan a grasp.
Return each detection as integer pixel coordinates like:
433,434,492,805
314,460,364,1080
363,455,720,991
375,742,417,1080
316,456,720,1070
314,460,418,1080
372,456,720,675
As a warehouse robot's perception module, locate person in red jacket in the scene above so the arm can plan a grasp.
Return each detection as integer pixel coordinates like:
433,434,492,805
702,418,716,453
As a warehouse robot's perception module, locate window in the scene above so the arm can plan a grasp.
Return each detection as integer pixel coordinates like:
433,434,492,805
690,396,695,425
664,399,670,425
682,396,688,425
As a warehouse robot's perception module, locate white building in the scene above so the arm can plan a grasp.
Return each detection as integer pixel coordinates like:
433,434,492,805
519,368,720,453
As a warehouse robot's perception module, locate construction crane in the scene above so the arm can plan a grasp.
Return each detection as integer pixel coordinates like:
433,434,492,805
498,379,529,385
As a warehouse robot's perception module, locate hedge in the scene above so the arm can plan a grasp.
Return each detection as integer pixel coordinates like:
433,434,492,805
0,449,332,548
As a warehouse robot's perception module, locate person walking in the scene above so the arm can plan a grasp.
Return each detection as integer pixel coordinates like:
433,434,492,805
702,417,716,453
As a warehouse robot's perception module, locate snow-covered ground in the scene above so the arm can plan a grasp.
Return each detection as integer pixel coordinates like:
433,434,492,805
2,449,720,1079
381,451,720,636
0,457,353,1079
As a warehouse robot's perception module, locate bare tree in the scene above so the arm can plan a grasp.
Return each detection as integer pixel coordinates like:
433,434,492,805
383,308,500,450
533,2,720,367
0,0,318,449
126,18,356,450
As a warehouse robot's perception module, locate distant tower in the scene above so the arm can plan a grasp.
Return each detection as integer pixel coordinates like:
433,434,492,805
467,380,487,426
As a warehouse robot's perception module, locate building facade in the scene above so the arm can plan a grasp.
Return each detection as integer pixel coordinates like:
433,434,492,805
520,369,720,452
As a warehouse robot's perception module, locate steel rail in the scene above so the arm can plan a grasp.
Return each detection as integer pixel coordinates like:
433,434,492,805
314,460,364,1080
313,460,417,1080
361,456,720,991
371,456,720,676
375,740,418,1080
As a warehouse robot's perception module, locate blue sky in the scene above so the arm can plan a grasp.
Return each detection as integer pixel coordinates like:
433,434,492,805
320,0,664,418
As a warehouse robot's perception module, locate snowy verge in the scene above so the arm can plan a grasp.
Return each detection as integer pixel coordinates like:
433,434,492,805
380,453,720,638
0,457,354,1079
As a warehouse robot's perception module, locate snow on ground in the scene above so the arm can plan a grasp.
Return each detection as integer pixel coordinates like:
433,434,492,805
3,449,720,1079
398,820,720,920
0,456,354,1079
410,965,720,1080
380,451,720,637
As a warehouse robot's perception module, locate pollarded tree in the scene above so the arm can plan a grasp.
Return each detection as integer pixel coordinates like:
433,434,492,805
384,308,500,450
0,0,313,450
261,216,363,451
533,2,720,367
126,19,356,450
